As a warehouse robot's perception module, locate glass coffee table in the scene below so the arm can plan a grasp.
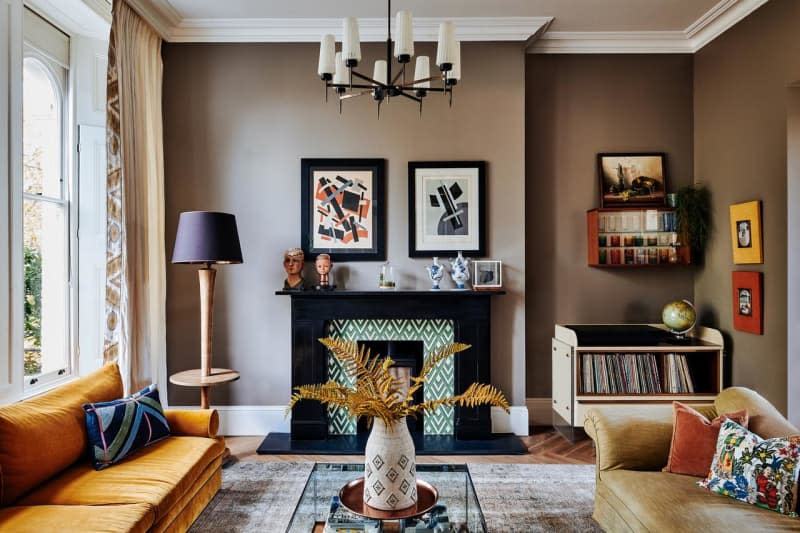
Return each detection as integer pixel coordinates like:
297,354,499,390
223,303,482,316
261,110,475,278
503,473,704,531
286,463,487,532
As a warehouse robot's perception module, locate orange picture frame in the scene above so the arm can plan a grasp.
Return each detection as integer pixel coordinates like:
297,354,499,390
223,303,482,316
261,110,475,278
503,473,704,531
731,271,762,335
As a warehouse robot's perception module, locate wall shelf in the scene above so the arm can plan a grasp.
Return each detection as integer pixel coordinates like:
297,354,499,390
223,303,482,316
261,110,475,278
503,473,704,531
587,207,691,267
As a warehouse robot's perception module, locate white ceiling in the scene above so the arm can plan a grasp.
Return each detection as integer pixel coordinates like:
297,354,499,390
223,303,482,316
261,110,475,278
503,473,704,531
129,0,769,53
164,0,721,33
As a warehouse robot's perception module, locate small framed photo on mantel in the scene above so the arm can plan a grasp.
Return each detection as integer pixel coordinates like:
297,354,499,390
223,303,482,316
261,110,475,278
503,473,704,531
472,260,502,291
408,161,486,258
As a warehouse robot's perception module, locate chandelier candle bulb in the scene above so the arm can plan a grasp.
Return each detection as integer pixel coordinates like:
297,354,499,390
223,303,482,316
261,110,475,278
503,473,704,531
436,21,456,71
449,41,461,83
414,56,430,88
333,52,347,86
317,34,335,79
394,9,414,62
342,16,361,67
373,60,387,86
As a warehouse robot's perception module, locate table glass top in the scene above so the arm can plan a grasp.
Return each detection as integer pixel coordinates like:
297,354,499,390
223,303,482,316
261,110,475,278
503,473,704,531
286,463,486,533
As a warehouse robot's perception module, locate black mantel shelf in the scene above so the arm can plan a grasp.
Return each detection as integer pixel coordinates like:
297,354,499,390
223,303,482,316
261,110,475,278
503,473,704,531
276,287,505,444
275,290,506,297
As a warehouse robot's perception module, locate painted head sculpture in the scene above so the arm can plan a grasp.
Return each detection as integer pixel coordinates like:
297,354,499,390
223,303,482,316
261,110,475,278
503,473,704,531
283,247,305,290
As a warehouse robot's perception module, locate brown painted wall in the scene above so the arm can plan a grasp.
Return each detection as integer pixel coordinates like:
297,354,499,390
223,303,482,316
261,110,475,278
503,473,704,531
162,43,527,407
694,0,800,413
525,54,695,396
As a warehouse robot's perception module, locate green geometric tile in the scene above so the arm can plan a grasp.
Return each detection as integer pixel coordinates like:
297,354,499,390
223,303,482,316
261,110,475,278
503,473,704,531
326,319,455,435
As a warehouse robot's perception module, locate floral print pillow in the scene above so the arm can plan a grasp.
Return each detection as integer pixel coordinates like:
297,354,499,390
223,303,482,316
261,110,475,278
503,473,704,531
698,419,800,516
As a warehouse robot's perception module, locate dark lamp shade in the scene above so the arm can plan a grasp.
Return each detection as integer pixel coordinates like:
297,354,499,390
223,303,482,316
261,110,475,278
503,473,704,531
172,211,243,264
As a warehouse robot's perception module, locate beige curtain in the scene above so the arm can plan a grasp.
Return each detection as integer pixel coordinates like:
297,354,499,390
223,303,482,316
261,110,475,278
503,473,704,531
105,0,166,395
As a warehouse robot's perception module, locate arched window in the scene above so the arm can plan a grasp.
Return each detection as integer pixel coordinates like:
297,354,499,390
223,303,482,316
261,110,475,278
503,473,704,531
22,24,71,389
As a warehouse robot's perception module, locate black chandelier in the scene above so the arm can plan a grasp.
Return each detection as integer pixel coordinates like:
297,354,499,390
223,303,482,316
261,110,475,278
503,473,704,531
317,0,461,116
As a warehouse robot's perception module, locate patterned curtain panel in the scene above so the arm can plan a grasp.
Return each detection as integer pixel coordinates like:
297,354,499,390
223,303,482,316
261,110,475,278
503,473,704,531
105,0,167,395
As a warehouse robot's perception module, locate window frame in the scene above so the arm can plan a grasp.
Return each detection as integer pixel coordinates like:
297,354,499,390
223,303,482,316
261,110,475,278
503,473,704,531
21,15,77,396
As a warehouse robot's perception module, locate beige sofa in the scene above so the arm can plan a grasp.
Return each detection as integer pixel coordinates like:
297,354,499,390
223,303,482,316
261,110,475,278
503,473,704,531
585,387,800,532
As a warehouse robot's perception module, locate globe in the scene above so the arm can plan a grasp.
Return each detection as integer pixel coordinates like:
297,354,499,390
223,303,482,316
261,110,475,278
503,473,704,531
662,300,697,336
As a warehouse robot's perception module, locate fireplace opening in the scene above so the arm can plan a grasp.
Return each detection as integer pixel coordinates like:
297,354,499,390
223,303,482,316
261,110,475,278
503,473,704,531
357,340,424,434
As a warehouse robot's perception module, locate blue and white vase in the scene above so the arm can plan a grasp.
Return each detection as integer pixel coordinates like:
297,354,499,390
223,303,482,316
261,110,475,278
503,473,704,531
425,257,445,290
448,251,470,290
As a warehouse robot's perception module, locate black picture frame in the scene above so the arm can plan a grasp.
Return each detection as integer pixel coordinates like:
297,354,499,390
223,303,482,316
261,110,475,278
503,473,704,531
408,161,486,258
300,158,386,262
598,152,668,208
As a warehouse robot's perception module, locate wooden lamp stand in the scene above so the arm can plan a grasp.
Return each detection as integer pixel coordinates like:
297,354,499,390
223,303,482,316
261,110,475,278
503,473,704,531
169,265,239,408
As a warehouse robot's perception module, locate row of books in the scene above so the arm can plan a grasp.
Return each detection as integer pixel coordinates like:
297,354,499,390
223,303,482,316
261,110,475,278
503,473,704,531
664,353,695,393
581,352,697,394
581,353,662,394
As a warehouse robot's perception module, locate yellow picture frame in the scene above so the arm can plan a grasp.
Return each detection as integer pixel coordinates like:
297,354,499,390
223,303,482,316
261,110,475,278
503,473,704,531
729,200,763,264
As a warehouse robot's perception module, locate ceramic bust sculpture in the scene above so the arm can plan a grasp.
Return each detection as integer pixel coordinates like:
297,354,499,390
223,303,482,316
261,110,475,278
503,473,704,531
315,253,334,290
283,248,305,290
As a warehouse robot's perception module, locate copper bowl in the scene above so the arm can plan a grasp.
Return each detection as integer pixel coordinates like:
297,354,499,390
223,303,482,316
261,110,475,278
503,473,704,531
338,477,439,520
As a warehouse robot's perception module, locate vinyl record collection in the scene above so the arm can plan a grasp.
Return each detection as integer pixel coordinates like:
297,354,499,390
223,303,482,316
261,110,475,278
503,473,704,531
581,352,695,394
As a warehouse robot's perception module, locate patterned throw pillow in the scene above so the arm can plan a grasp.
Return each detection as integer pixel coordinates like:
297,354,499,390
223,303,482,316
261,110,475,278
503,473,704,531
83,384,171,470
698,419,800,515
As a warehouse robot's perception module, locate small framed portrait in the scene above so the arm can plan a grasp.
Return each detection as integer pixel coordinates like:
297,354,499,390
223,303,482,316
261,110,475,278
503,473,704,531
732,271,762,334
300,158,386,262
408,161,486,257
472,260,502,290
729,200,763,264
598,153,667,208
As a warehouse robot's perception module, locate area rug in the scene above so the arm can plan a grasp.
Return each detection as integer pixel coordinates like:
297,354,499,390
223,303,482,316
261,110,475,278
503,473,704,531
190,461,600,532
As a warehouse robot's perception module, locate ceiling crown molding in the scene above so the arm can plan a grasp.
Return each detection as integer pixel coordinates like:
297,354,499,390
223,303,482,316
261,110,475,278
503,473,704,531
530,0,768,54
167,16,554,43
124,0,181,40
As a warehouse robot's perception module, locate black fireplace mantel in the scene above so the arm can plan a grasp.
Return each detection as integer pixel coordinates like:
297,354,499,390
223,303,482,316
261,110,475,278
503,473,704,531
278,289,505,441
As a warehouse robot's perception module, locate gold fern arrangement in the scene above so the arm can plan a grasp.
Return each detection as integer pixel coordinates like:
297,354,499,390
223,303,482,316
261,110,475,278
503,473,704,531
286,338,510,427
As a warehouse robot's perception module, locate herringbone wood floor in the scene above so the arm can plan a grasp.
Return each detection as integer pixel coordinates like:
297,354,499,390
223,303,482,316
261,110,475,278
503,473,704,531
224,427,595,465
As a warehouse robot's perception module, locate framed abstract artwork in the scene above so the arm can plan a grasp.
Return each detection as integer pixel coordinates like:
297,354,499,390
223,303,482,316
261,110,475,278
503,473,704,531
732,271,763,334
729,200,763,264
300,158,385,262
598,153,667,208
408,161,486,257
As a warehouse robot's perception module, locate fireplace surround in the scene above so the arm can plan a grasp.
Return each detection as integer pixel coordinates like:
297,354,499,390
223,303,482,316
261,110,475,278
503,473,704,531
257,289,525,455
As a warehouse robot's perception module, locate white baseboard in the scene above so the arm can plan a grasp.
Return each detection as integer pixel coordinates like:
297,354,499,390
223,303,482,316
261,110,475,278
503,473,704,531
526,397,553,426
491,405,530,436
171,405,530,437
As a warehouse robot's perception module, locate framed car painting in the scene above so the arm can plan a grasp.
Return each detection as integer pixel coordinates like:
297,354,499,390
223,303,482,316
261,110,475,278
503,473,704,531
732,271,763,334
300,158,385,262
408,161,486,257
598,153,667,208
729,200,763,264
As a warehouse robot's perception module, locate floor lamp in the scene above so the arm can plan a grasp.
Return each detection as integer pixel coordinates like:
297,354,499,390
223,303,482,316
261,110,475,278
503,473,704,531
169,211,243,409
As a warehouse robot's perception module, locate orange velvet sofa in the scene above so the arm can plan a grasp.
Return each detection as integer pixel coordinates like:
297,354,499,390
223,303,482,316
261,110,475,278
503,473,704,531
0,364,224,532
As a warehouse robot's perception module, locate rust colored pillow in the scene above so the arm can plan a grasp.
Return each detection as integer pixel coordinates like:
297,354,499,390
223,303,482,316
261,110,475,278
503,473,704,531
663,402,749,477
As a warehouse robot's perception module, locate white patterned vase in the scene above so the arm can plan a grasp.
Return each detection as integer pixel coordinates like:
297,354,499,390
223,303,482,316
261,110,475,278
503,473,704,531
363,417,417,511
448,251,470,290
425,257,445,290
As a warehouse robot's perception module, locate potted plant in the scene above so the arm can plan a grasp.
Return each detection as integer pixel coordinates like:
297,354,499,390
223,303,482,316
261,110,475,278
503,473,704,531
675,184,711,263
287,338,509,511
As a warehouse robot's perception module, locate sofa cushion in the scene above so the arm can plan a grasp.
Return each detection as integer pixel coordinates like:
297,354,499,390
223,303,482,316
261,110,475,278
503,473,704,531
0,364,123,505
699,419,800,515
18,435,224,523
0,503,153,533
663,402,749,477
84,384,171,470
600,470,800,531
